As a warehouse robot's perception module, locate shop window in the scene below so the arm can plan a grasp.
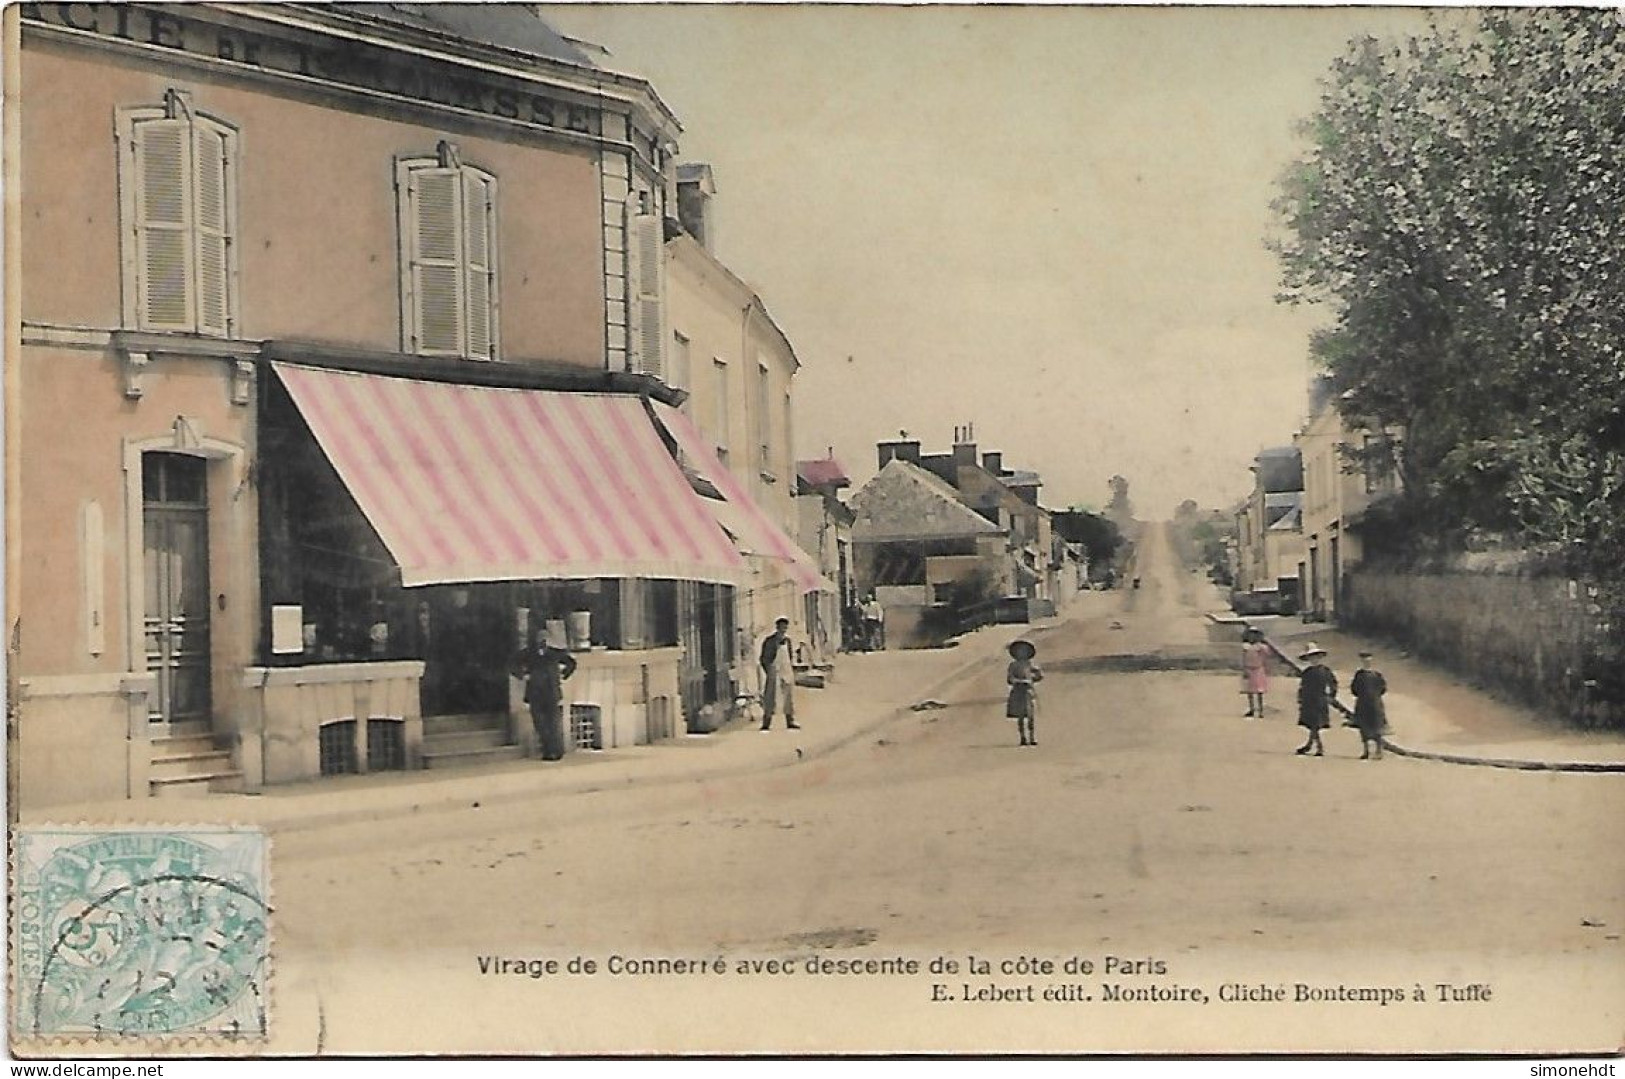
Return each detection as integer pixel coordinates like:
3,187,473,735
397,142,499,360
117,90,238,336
319,720,359,776
367,719,407,772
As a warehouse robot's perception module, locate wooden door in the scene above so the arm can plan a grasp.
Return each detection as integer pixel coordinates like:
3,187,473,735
142,453,211,725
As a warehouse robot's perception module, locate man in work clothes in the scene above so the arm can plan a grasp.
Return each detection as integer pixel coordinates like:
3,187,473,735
861,593,885,651
759,617,800,731
511,628,578,760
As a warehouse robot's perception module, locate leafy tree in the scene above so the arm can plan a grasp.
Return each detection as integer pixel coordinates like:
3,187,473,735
1052,509,1123,570
1273,9,1625,575
1106,475,1134,524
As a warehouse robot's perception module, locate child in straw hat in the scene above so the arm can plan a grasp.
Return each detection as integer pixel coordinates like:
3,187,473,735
1006,639,1043,747
1295,643,1337,757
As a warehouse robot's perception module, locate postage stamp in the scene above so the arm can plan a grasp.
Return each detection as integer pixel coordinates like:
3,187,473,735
12,827,270,1042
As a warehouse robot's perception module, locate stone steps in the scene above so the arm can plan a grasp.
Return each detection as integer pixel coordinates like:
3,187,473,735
420,712,520,769
148,727,244,797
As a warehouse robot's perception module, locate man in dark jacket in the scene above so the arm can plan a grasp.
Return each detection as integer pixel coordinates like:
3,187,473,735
511,628,578,760
758,617,800,731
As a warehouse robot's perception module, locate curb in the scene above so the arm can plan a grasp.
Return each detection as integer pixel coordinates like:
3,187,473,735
1248,628,1625,775
1377,739,1625,774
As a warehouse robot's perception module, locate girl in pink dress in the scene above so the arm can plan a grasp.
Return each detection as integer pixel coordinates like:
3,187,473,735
1240,626,1271,718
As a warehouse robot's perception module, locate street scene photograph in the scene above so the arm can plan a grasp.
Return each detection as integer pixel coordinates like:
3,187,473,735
5,0,1624,1061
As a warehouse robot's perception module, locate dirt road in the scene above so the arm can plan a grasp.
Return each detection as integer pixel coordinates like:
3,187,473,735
267,523,1625,1055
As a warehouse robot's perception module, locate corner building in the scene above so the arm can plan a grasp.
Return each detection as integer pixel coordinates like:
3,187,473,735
8,3,789,807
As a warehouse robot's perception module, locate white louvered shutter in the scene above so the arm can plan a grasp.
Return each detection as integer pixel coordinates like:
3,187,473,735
192,120,232,336
407,166,465,355
133,116,193,330
633,211,665,379
623,200,644,373
462,170,497,360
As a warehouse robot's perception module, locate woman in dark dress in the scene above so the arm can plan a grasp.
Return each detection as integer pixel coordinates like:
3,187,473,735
1295,643,1337,757
1351,650,1389,761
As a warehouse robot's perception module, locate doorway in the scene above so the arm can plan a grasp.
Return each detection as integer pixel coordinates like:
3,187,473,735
142,452,211,726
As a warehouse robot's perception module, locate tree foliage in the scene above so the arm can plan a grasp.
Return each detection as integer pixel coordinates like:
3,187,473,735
1273,9,1625,575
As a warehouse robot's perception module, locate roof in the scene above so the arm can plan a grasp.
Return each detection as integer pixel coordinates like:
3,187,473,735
1002,470,1042,487
849,459,1005,544
1255,446,1304,493
328,4,599,67
796,457,851,491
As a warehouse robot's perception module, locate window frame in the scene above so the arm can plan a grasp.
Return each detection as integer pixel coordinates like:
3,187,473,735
396,148,501,361
711,357,730,457
116,93,241,337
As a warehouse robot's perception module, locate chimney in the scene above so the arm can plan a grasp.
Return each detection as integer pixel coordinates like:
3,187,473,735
878,440,921,470
952,422,977,466
676,162,717,252
982,451,1003,475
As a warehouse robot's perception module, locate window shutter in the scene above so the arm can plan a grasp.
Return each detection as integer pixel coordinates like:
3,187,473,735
623,202,645,373
463,171,496,361
133,116,193,330
406,166,465,355
192,121,232,336
633,212,665,379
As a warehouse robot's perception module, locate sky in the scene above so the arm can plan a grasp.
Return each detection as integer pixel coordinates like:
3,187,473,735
543,4,1436,518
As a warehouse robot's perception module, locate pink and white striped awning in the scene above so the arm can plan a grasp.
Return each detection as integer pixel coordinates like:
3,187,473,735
274,364,746,587
651,402,835,594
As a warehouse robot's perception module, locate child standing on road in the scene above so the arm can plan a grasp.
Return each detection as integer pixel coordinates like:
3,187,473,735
1006,639,1043,747
1351,651,1389,760
1295,643,1337,757
1240,626,1271,718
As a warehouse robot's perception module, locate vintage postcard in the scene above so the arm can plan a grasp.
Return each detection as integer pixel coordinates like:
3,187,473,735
5,0,1623,1060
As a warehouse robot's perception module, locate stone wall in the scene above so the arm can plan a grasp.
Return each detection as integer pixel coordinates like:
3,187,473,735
1343,565,1622,729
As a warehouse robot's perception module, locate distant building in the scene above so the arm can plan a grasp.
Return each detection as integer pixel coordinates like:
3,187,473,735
1296,378,1403,622
848,454,1008,649
795,456,855,660
1233,446,1305,612
915,429,1059,617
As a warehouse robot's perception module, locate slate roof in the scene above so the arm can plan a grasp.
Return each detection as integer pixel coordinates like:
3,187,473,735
850,459,1005,544
796,457,851,490
328,4,599,67
1255,446,1304,493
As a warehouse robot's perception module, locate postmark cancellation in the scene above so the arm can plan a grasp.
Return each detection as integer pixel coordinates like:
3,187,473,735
12,826,270,1044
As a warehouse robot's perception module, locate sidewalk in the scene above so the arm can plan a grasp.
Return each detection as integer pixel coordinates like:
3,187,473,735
1235,614,1625,772
19,618,1055,833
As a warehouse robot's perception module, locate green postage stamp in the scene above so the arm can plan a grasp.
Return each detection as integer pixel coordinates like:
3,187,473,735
12,826,270,1041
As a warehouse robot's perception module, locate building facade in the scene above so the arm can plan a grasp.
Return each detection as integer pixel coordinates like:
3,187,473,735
1232,446,1306,612
8,3,780,807
664,179,826,704
1296,381,1403,622
795,456,855,661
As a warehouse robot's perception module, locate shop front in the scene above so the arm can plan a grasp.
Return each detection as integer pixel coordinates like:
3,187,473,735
246,357,747,785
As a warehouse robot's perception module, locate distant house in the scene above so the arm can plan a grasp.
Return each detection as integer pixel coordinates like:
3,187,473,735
848,454,1007,648
914,430,1060,616
795,455,855,660
1296,377,1403,622
1234,446,1306,613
